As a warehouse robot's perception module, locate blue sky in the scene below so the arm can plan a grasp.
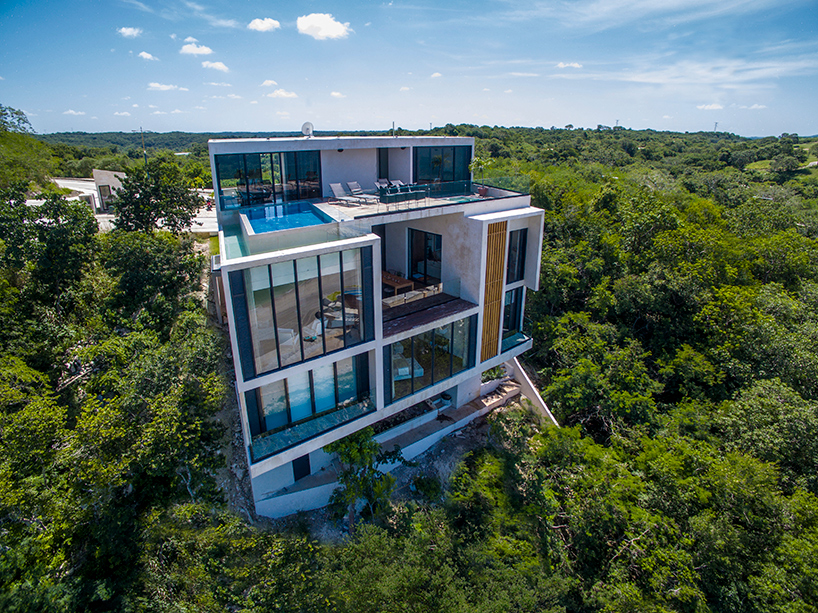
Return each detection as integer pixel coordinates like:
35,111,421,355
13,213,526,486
1,0,816,136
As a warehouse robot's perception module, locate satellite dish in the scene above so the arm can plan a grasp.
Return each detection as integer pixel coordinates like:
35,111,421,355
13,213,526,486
301,121,314,137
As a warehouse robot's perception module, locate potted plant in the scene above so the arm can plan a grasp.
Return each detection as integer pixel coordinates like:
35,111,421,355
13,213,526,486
469,156,492,196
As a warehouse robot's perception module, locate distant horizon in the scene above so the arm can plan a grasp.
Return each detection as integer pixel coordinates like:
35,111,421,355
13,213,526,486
35,126,818,141
4,0,815,136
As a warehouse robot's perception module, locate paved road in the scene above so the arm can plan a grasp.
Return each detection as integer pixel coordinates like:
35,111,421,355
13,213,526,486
51,178,218,234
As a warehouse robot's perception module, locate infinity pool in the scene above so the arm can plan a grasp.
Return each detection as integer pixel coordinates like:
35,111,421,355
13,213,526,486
246,201,333,234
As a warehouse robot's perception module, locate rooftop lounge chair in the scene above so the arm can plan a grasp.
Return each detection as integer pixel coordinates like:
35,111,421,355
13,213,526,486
347,181,379,203
330,182,363,206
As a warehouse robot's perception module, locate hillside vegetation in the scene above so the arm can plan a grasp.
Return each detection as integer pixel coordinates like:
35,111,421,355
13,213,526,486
2,112,818,611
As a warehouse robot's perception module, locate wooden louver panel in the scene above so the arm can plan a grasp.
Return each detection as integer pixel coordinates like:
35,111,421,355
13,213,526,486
481,221,507,362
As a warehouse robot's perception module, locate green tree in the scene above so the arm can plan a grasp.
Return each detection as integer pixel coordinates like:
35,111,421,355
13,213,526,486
324,427,409,533
112,156,203,233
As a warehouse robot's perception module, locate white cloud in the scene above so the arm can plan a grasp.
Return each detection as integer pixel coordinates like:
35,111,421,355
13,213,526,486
297,13,351,40
202,60,229,72
504,89,513,93
697,103,724,110
248,17,281,32
63,109,85,115
744,103,767,109
194,105,206,110
227,93,242,99
276,111,290,116
400,86,410,91
184,36,197,42
205,82,231,86
510,72,539,77
183,2,239,28
663,115,672,119
267,89,298,98
151,111,167,115
138,51,158,61
557,62,582,69
260,79,278,86
148,104,158,108
171,109,184,113
118,27,142,38
170,33,177,40
483,88,490,91
330,91,346,98
250,100,258,104
114,111,131,116
147,82,182,91
132,104,139,107
179,87,189,91
430,72,442,78
180,43,213,55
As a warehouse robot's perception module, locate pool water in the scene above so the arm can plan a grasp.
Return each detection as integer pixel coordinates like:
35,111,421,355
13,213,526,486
246,201,333,234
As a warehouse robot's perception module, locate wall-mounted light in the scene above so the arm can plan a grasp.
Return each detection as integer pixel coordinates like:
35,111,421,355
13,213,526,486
400,147,406,150
337,148,344,152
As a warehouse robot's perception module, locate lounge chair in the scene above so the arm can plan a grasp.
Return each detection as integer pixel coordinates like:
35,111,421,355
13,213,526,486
347,181,379,202
330,183,364,206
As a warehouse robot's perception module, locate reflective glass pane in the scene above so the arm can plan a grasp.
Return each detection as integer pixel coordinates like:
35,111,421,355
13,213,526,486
413,330,434,391
342,249,363,346
215,154,244,209
297,151,321,199
288,372,312,423
281,152,298,201
452,317,470,375
296,257,323,360
259,379,288,431
433,324,453,384
336,357,358,405
391,341,412,401
244,265,278,374
271,260,302,367
319,252,345,353
313,364,336,414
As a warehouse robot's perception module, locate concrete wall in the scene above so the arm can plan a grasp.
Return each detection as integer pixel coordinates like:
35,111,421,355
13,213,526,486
321,149,378,198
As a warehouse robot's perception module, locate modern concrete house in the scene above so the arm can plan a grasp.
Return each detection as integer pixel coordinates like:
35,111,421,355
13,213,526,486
208,134,544,518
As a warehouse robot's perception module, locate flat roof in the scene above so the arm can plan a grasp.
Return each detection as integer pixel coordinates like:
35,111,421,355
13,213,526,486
208,135,474,154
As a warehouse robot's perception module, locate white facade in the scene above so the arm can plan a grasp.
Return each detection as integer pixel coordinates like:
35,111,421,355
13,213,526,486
209,135,544,517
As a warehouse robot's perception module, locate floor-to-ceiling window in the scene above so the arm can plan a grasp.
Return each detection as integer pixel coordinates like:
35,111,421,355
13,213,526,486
229,246,375,380
215,150,321,210
506,228,528,283
501,286,526,352
245,352,373,461
409,229,442,285
383,314,477,404
413,146,471,184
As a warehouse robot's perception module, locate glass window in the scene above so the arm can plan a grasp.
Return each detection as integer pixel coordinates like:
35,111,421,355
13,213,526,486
297,257,323,361
336,356,358,405
391,340,412,401
507,229,528,283
433,324,453,384
503,287,524,343
244,265,279,374
259,379,288,431
287,372,313,422
413,330,434,391
249,352,373,462
409,229,442,285
244,153,274,206
313,364,336,414
342,250,364,346
215,154,245,209
271,261,302,367
297,151,321,199
452,317,471,375
320,252,345,353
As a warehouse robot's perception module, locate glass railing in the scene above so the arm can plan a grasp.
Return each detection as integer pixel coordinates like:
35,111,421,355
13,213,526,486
477,175,531,195
250,396,375,463
381,277,461,318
